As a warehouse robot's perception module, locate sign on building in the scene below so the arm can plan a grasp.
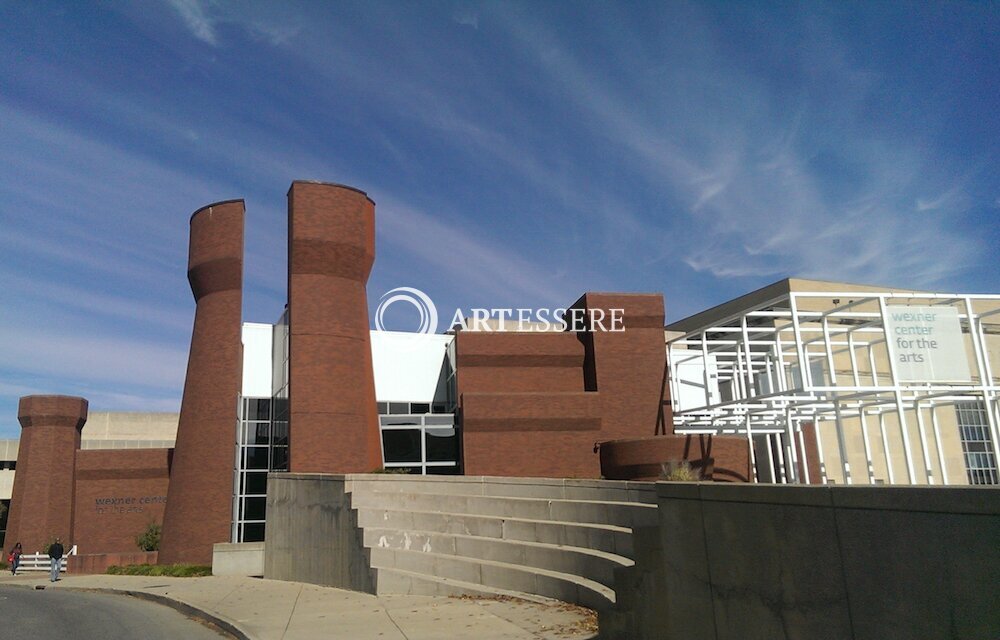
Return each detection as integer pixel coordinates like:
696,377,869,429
884,305,971,382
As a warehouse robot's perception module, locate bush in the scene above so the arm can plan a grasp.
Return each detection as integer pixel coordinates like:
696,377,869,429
106,563,212,577
135,523,161,552
660,460,700,482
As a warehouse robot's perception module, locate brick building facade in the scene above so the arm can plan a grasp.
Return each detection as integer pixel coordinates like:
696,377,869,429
4,180,750,566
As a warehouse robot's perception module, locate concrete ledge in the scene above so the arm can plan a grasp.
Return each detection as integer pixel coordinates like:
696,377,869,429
656,481,1000,512
212,542,264,577
829,485,1000,514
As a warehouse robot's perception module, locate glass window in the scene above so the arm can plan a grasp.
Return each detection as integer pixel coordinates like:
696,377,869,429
427,464,460,475
382,429,421,463
245,447,269,470
957,401,998,485
243,497,266,521
425,427,458,462
271,446,289,471
242,523,265,542
410,403,430,414
272,398,289,421
381,416,420,426
271,421,288,446
242,472,268,496
389,402,410,415
246,399,271,421
377,402,388,415
242,422,270,446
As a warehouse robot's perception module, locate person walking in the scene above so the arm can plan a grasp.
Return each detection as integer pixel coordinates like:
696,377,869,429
48,538,64,582
7,542,22,575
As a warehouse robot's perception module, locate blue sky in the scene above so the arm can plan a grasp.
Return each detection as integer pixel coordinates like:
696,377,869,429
0,1,997,437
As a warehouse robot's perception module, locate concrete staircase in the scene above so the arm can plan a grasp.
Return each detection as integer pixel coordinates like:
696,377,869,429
343,475,657,610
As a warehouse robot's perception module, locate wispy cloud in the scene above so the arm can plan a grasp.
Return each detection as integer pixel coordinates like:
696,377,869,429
0,323,188,391
166,0,218,45
0,270,192,333
164,0,302,46
488,6,981,287
376,195,575,306
452,9,480,30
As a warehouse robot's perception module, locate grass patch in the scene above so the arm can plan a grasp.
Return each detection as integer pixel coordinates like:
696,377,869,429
106,563,211,577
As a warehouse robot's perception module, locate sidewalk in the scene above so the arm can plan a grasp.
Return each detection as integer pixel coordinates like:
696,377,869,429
0,573,598,640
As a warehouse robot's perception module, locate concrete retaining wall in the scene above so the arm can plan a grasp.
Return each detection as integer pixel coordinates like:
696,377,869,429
263,474,374,592
213,542,265,576
604,483,1000,640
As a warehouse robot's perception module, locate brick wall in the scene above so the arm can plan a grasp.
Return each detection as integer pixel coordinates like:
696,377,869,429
287,181,381,473
73,448,171,554
458,294,674,478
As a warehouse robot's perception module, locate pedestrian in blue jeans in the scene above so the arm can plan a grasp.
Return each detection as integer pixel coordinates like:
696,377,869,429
48,538,64,582
8,542,22,575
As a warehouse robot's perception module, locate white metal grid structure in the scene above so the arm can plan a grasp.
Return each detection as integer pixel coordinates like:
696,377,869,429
668,290,1000,486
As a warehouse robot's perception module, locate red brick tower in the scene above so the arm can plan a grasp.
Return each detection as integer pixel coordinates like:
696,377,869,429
286,181,381,473
5,395,87,552
159,200,244,564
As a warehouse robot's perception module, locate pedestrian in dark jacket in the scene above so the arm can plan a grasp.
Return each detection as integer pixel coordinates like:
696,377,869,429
48,538,64,582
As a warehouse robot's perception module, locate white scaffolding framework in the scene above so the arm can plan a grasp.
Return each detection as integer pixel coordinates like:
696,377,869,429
668,290,1000,486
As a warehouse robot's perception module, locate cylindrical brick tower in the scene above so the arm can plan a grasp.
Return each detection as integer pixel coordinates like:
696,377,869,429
287,181,381,472
5,395,87,553
159,200,244,565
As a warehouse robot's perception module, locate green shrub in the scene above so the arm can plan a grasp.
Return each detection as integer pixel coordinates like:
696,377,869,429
106,563,212,577
135,523,161,552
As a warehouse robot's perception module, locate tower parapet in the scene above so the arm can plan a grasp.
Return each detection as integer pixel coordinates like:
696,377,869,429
159,200,245,565
5,395,88,552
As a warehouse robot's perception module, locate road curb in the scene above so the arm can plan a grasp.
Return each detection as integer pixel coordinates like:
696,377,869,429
0,582,252,640
88,588,252,640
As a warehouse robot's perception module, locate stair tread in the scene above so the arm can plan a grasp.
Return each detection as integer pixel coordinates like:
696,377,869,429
370,546,616,600
356,506,634,533
376,567,563,606
365,527,634,566
354,490,657,509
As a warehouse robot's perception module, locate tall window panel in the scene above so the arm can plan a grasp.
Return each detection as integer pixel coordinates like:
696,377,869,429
956,401,999,485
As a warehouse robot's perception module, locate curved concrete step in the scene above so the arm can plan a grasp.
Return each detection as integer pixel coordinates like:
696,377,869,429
356,507,635,557
370,547,616,611
350,491,658,528
345,475,656,504
365,527,632,587
374,567,562,606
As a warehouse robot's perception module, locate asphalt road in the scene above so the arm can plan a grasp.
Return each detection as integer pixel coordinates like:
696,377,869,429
0,585,229,640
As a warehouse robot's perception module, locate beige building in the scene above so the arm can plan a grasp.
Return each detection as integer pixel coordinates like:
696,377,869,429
667,278,1000,486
